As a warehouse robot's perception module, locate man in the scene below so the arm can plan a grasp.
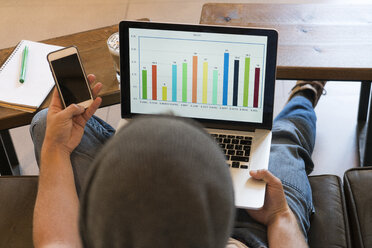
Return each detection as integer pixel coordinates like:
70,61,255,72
30,74,325,248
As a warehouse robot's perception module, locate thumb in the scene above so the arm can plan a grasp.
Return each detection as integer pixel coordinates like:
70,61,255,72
250,169,281,186
61,104,85,119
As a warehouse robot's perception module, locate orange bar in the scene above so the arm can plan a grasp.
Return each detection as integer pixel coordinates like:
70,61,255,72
152,65,157,100
192,56,198,103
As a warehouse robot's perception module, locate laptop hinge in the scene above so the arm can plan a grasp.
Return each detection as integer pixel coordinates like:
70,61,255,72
204,124,256,133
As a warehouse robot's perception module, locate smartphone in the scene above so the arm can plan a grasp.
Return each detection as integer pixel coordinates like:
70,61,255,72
47,46,93,108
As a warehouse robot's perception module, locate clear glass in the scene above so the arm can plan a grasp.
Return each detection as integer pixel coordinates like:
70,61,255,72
107,32,120,85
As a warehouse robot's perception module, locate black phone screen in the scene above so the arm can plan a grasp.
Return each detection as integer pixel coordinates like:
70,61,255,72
51,54,91,106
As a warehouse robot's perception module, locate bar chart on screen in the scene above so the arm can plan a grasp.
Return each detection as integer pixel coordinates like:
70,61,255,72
140,53,262,106
131,34,265,107
128,28,268,123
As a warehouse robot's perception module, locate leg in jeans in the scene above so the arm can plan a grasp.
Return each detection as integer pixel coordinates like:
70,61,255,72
30,108,115,196
233,95,316,248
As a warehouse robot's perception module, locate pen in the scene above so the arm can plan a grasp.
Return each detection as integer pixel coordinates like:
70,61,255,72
19,46,28,83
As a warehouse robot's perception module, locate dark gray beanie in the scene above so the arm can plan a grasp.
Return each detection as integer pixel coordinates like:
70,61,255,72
79,116,235,248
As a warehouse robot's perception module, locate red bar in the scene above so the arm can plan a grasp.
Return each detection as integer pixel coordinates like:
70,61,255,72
253,67,260,108
192,56,198,103
152,65,157,100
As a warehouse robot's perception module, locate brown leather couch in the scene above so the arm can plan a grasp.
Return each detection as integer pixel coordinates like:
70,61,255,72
308,175,351,247
344,167,372,248
1,168,371,247
0,176,37,247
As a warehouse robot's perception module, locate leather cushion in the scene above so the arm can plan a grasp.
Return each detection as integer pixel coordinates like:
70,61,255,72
344,167,372,248
308,175,351,248
0,176,38,247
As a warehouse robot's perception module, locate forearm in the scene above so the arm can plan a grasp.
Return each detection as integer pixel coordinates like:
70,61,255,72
33,143,81,248
267,209,308,248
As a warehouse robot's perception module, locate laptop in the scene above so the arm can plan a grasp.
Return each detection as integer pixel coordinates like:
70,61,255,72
117,21,278,209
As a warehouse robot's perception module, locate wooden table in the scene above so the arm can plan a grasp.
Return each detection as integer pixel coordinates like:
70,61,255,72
201,3,372,166
0,25,120,175
2,3,372,174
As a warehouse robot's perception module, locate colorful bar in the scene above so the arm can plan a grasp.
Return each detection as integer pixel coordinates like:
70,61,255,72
212,69,218,105
202,61,208,104
233,60,239,106
192,56,198,103
253,67,260,108
162,86,167,101
243,57,250,107
182,62,187,102
152,65,157,100
142,70,147,99
172,64,177,102
223,53,229,105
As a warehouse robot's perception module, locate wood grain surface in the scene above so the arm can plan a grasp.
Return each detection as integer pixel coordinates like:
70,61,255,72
200,3,372,81
0,25,120,130
2,6,372,130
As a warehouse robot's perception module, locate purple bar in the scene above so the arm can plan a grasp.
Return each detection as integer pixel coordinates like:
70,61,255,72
253,67,260,108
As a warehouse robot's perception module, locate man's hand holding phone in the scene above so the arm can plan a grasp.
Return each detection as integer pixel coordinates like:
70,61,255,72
34,74,102,248
43,74,102,156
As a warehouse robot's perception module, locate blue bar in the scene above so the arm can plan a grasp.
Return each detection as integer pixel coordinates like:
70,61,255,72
172,64,177,102
223,52,229,105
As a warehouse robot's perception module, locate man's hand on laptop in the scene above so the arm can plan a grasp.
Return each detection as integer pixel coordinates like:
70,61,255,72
246,169,289,226
43,74,102,155
247,169,308,247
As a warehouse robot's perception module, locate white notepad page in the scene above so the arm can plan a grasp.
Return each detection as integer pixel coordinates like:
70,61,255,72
0,40,63,110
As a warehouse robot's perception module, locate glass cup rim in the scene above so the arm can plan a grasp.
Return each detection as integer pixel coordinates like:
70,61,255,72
107,32,119,54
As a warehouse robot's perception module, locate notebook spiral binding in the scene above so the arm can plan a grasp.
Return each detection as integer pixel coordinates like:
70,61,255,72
0,40,24,72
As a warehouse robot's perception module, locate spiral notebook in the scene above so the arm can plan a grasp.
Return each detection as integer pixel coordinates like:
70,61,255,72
0,40,63,112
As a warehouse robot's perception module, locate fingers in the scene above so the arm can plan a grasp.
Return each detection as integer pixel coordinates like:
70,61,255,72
92,83,102,98
71,97,102,129
87,74,102,98
83,97,102,121
60,104,85,119
87,74,96,85
250,169,282,186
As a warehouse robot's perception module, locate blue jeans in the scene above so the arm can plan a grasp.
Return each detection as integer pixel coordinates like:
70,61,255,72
30,96,315,248
232,96,316,247
30,111,115,196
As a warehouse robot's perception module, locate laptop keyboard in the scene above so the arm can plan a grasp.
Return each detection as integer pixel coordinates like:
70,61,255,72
210,133,252,169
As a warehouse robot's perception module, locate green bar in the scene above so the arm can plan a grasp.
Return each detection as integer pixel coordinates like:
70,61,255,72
142,70,147,99
243,57,250,107
182,63,187,102
212,70,218,104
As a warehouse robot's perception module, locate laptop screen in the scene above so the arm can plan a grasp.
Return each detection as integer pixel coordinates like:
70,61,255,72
120,22,278,129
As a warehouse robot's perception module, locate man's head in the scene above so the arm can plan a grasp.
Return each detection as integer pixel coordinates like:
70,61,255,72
79,116,235,247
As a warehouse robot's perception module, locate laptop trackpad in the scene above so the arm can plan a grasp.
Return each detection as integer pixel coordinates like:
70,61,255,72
230,168,266,210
